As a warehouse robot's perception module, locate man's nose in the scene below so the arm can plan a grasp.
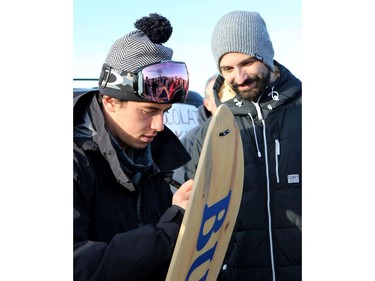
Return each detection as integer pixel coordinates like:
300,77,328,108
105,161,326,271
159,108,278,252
151,113,165,132
234,68,248,85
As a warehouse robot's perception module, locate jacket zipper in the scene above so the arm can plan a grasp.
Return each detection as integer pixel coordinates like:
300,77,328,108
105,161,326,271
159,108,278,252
137,188,144,226
275,139,280,183
253,102,276,281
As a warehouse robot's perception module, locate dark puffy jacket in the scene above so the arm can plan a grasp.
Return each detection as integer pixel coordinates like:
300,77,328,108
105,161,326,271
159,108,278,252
73,91,191,281
186,61,302,281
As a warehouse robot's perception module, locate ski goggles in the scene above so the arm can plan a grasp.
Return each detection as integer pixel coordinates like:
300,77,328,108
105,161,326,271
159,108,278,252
99,61,189,103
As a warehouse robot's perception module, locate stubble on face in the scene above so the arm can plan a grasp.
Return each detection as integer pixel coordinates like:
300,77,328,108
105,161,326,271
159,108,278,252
232,68,271,102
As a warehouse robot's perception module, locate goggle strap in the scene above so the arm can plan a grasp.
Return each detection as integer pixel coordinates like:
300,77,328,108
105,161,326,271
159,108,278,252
99,64,111,89
99,64,136,92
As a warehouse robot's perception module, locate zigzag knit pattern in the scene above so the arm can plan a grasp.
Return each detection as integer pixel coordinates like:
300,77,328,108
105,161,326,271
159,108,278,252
105,30,173,73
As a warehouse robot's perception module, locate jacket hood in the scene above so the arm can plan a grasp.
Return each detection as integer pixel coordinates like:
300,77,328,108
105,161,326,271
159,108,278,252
213,61,302,118
73,91,97,139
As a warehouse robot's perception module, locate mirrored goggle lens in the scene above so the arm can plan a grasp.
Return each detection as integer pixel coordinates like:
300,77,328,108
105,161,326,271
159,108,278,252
138,61,189,103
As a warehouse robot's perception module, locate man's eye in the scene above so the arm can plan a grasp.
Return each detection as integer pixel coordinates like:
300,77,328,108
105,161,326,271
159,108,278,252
142,110,154,115
244,59,257,66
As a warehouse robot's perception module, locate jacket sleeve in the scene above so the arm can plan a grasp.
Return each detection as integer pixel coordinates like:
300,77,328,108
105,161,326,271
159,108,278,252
74,148,184,281
74,195,184,281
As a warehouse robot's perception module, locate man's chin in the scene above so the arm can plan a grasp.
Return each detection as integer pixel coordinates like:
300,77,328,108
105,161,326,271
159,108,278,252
238,90,259,102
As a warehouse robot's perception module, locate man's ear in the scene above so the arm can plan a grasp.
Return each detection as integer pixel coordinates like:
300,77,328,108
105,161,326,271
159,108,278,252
203,98,210,109
102,95,117,112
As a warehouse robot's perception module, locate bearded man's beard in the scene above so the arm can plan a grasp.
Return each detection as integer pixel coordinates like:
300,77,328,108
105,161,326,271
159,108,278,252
232,69,271,102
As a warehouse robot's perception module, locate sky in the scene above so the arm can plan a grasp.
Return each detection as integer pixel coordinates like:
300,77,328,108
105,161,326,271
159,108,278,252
3,0,375,280
73,0,302,95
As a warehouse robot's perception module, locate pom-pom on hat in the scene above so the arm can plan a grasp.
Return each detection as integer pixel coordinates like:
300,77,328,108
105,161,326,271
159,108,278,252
211,11,275,72
99,13,174,100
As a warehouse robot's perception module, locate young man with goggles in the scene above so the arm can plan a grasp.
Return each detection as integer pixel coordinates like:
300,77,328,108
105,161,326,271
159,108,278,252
73,13,193,281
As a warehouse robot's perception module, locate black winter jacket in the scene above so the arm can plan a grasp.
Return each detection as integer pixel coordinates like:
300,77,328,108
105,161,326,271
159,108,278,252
186,61,302,281
73,91,191,281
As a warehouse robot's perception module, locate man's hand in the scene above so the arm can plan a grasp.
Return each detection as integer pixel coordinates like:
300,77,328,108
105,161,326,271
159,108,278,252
172,179,193,210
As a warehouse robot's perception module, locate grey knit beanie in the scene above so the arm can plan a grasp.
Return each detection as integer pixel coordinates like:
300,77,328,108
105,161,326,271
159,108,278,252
99,13,174,101
211,11,275,72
